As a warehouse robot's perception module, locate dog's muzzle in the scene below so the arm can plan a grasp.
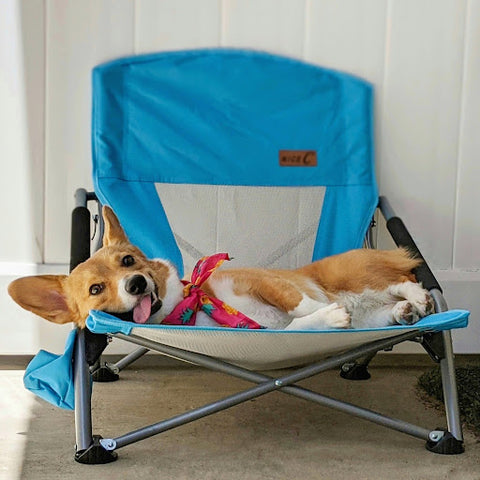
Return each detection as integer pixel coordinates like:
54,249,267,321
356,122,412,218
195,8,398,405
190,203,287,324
110,274,162,323
125,275,148,296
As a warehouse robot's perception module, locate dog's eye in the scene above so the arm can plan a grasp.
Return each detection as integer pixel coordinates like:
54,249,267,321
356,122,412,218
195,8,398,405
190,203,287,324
122,255,135,267
89,284,104,296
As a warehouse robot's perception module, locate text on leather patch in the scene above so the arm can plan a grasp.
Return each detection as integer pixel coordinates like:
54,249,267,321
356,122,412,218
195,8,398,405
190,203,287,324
279,150,317,167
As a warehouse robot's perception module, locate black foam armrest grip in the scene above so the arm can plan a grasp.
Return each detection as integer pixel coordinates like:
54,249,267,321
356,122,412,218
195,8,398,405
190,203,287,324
386,217,442,293
70,206,108,358
70,206,91,272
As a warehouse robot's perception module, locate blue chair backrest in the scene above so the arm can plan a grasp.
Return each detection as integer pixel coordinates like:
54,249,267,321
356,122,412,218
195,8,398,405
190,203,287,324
92,49,377,275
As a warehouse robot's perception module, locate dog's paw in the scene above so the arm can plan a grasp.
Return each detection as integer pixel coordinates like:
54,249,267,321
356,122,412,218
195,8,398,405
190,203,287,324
388,282,435,319
323,303,351,329
414,291,435,317
404,286,435,317
392,300,420,325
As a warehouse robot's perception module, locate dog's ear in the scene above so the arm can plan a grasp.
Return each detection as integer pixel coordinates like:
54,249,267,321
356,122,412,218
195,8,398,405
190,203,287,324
102,206,129,246
8,275,74,324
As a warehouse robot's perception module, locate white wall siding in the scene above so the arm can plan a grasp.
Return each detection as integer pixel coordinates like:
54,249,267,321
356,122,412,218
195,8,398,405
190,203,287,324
1,0,479,354
44,0,134,263
305,0,387,85
453,0,480,270
0,0,45,264
378,0,467,270
222,0,306,56
135,0,221,53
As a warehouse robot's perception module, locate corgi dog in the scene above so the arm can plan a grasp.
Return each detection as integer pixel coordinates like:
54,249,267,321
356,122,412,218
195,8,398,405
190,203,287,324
8,207,435,330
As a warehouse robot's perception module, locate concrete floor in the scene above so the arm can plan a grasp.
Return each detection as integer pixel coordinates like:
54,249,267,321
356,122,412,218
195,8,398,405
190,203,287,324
1,355,479,480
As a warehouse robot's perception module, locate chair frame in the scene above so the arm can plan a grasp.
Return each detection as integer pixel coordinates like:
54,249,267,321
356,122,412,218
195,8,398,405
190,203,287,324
71,189,465,464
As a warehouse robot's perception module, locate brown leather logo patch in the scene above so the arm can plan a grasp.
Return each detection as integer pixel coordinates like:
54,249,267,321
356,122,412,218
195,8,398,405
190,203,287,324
279,150,317,167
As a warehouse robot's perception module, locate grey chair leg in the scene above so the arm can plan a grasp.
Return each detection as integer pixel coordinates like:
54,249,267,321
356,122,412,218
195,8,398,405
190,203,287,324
424,330,464,454
113,346,150,372
424,289,465,454
73,328,117,464
91,347,149,383
439,330,463,441
73,328,93,453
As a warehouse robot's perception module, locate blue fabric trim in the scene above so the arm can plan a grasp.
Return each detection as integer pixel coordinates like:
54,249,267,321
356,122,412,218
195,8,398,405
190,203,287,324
93,179,184,275
87,309,469,335
313,185,378,260
88,311,136,335
23,309,469,411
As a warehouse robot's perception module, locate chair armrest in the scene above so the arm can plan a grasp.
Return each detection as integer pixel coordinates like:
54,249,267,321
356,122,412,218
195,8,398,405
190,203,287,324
378,196,442,293
72,189,108,365
70,188,97,271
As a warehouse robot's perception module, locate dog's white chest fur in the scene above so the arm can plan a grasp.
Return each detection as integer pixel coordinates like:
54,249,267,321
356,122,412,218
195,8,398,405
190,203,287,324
196,276,292,329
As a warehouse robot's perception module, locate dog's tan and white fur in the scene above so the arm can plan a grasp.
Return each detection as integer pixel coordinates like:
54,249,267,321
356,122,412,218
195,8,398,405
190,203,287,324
8,207,435,330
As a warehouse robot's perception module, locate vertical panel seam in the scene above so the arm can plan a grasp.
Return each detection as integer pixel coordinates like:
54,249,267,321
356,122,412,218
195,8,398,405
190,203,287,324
220,0,226,47
377,0,393,194
215,186,221,254
302,0,310,60
374,0,393,250
42,0,48,264
133,0,137,54
452,0,471,270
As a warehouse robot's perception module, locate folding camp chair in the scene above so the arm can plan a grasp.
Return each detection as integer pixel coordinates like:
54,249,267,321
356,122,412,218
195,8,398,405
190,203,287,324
51,49,469,463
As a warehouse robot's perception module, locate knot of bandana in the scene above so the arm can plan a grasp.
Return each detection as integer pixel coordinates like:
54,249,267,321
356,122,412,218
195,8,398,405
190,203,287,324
162,253,264,329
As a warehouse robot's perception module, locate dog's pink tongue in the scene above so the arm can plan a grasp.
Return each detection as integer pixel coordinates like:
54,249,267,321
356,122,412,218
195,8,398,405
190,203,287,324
133,296,151,324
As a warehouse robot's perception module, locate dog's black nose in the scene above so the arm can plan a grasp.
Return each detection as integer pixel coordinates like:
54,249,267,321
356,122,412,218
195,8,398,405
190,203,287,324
125,275,147,295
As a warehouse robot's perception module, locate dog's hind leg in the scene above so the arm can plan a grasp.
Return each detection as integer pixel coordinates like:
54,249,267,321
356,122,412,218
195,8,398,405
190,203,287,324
251,276,352,329
387,281,435,319
214,270,346,329
242,275,329,317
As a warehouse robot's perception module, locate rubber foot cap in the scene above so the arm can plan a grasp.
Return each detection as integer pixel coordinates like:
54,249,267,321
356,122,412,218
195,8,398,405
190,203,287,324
92,366,119,383
340,364,371,381
425,431,465,455
75,435,118,464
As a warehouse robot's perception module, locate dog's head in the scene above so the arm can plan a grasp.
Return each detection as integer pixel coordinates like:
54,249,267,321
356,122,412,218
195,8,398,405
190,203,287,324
8,206,182,328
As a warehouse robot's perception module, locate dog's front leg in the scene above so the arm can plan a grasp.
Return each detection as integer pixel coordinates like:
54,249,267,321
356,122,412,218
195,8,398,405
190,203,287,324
285,303,351,330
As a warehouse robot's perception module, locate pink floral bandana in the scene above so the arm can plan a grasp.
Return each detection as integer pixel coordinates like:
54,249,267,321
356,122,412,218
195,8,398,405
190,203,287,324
162,253,264,329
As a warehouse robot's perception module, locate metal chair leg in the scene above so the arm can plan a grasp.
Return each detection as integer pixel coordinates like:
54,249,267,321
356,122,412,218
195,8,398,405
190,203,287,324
424,290,465,454
73,328,93,452
73,328,118,464
439,330,463,441
113,346,150,372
